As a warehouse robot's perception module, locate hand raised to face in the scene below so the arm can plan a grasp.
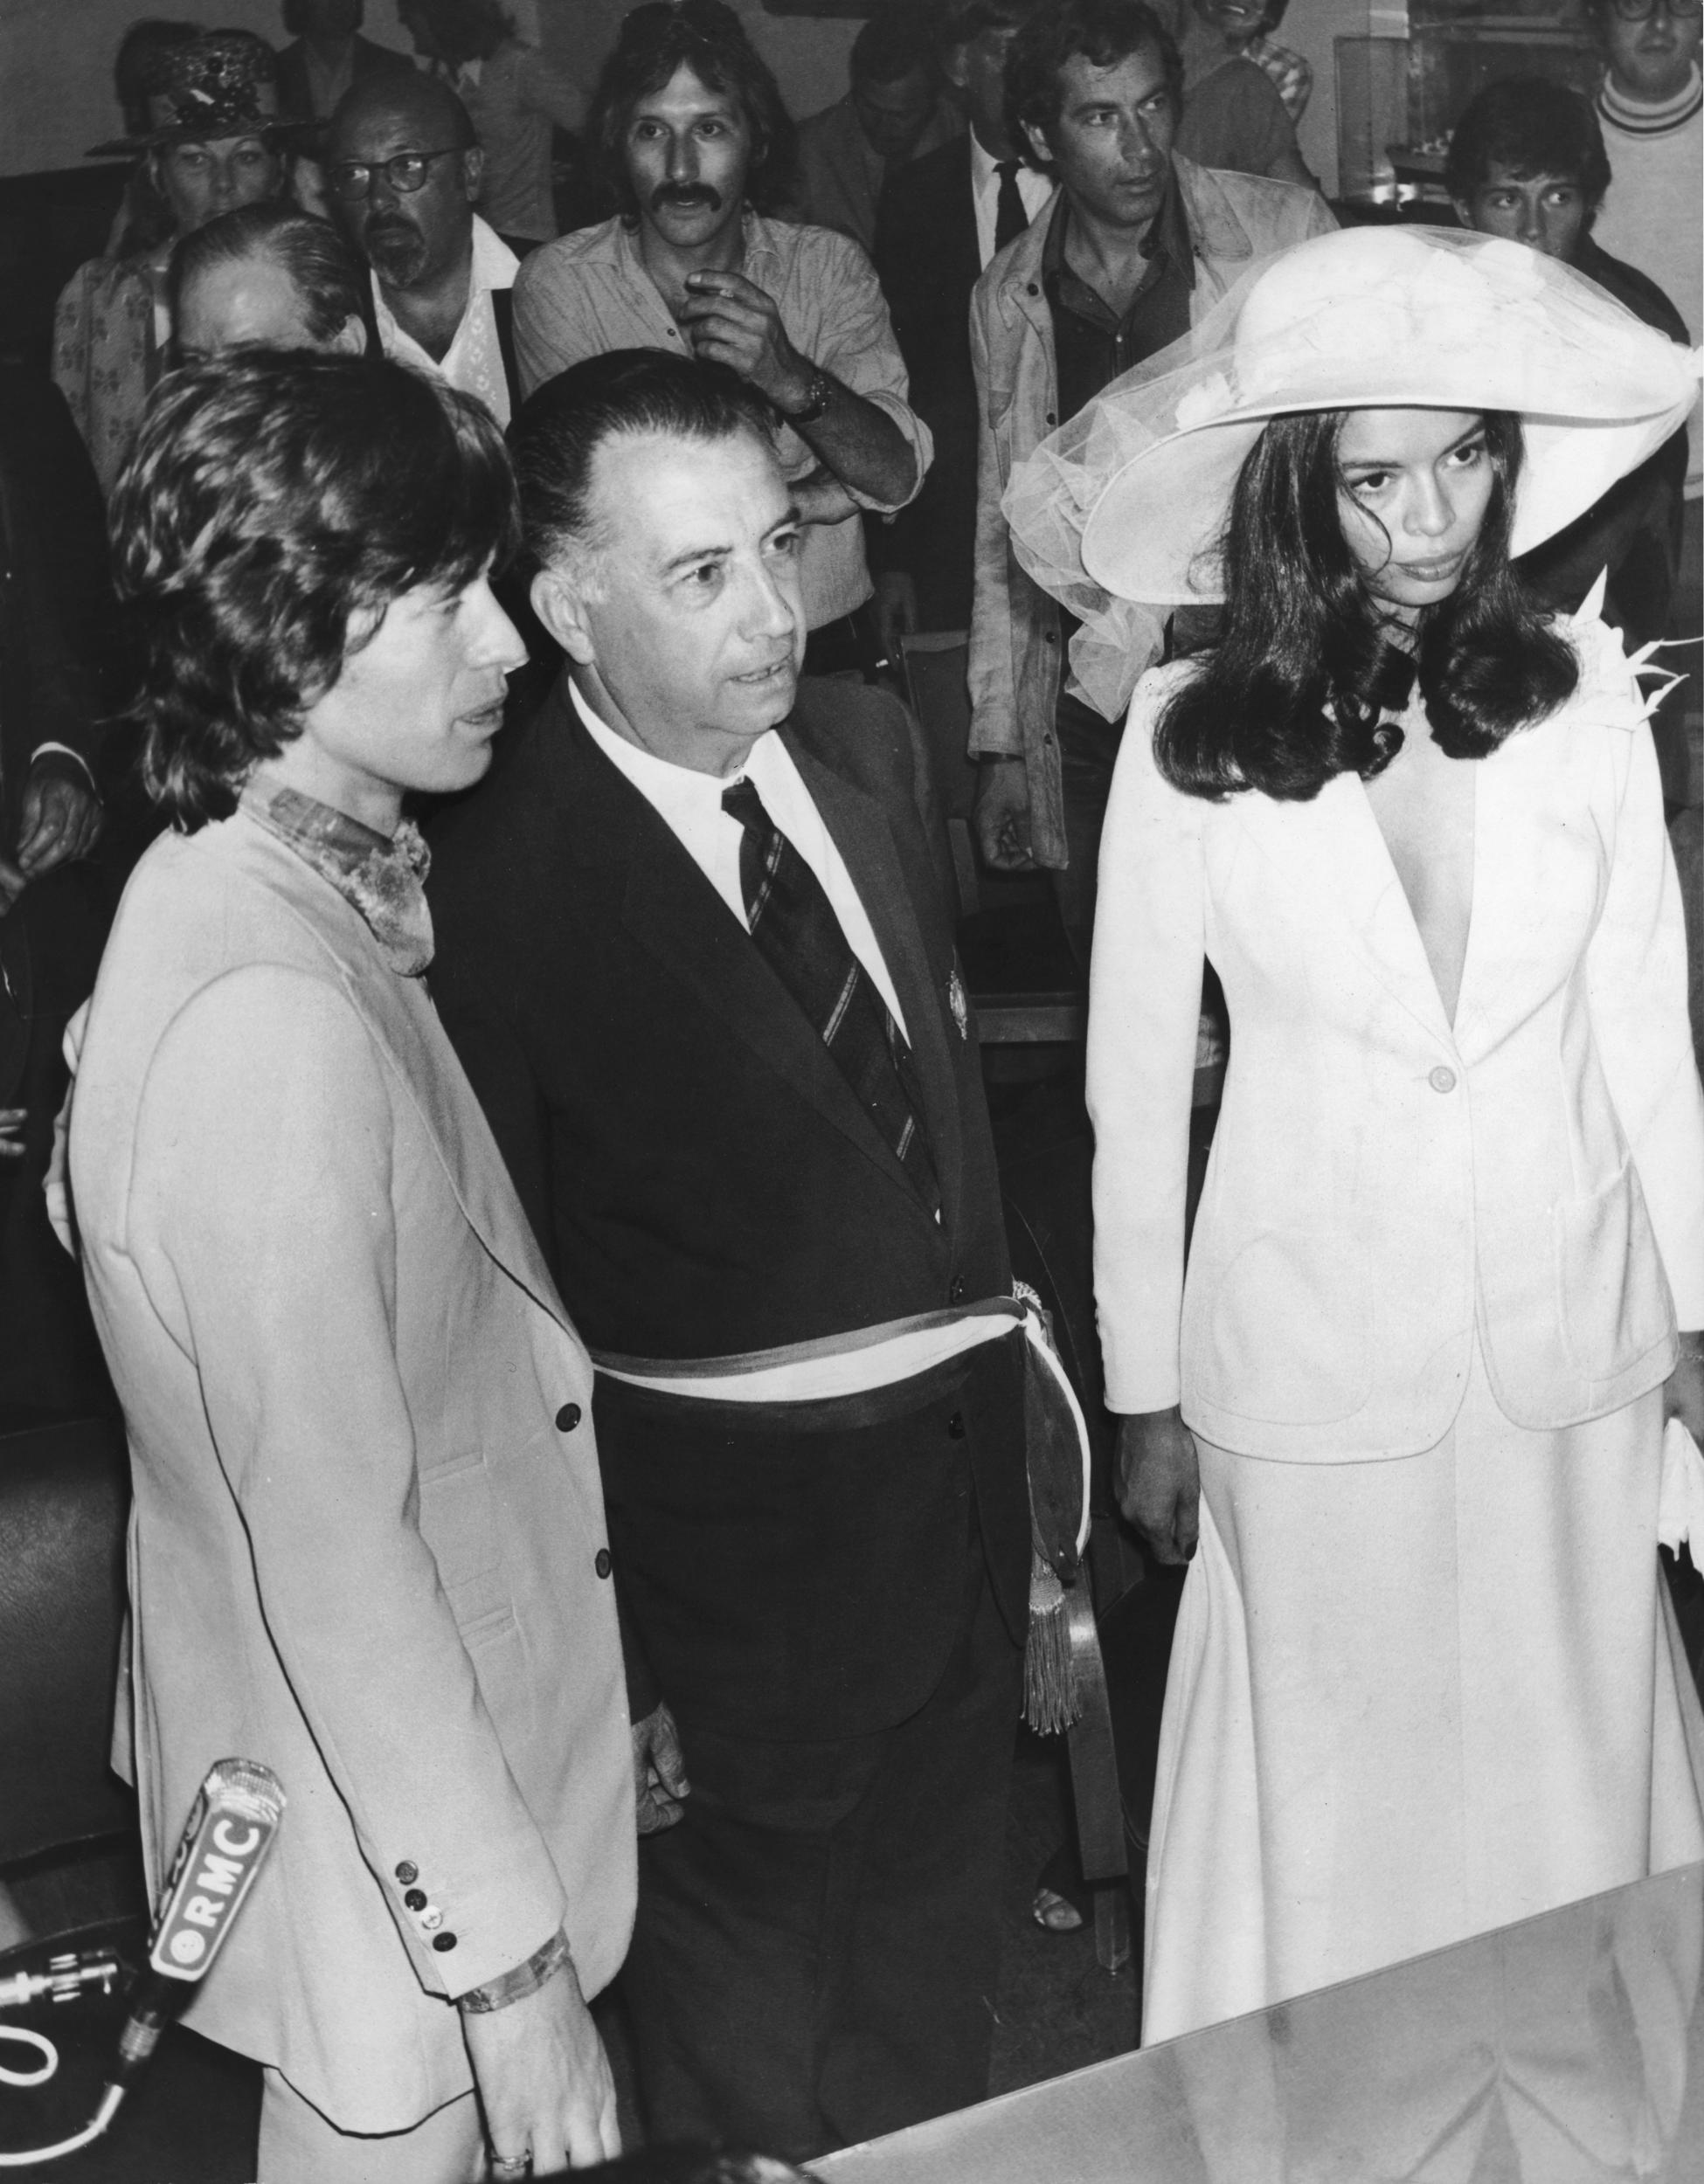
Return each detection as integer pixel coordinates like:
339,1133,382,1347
677,270,814,414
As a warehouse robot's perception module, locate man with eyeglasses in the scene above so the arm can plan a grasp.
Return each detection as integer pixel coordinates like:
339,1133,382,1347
326,71,524,425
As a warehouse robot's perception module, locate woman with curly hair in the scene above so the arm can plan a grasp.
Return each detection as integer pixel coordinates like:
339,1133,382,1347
1006,224,1704,2040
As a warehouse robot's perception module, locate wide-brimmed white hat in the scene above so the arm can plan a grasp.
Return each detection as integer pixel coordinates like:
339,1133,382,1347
1003,225,1701,722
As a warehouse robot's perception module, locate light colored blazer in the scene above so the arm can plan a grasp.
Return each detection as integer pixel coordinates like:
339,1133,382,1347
1088,610,1704,1458
966,157,1335,868
69,813,635,2132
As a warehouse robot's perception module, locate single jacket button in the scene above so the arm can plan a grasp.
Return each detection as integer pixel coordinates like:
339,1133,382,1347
595,1548,613,1579
556,1402,582,1432
404,1888,426,1911
950,1275,966,1304
421,1907,443,1932
947,1413,966,1441
1429,1066,1457,1094
395,1862,418,1885
433,1932,457,1953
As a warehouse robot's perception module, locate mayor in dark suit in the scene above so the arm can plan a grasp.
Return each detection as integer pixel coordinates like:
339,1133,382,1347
869,0,1053,652
426,350,1030,2161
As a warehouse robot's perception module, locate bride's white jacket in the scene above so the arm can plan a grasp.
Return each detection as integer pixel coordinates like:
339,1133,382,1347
1088,603,1704,1457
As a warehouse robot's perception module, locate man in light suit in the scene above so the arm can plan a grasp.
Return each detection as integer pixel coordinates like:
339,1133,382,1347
68,354,634,2184
426,349,1032,2161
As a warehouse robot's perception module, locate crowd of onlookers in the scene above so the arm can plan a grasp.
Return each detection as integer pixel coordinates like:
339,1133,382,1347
2,2,1701,2174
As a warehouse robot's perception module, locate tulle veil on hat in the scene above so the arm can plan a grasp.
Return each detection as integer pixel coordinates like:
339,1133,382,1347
1002,225,1701,724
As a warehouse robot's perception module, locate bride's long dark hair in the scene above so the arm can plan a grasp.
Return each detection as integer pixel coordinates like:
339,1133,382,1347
1153,408,1578,803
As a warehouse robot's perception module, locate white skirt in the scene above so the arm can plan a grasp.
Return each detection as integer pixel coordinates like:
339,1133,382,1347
1141,1344,1704,2044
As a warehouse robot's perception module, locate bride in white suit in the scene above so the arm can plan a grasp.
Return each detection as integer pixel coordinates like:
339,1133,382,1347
1006,226,1704,2041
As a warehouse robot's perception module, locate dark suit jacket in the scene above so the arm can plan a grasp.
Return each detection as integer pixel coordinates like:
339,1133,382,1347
275,32,419,126
871,136,982,631
426,673,1029,1739
0,373,116,840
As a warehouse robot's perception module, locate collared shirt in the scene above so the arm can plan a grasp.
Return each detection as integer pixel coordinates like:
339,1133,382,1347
1245,35,1312,124
1042,181,1195,651
569,678,907,1038
1042,182,1195,437
967,133,1056,271
440,42,585,244
371,214,520,426
239,773,433,977
511,211,932,629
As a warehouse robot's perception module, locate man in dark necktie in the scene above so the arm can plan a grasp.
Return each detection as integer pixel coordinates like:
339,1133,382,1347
425,349,1031,2162
871,0,1054,652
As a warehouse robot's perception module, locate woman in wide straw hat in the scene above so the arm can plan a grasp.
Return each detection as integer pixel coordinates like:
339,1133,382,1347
54,30,307,494
1006,224,1704,2041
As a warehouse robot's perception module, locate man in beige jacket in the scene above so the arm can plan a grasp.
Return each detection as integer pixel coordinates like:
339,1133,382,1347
967,0,1331,957
68,353,635,2184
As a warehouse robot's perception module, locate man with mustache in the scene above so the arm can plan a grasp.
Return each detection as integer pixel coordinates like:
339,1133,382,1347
426,349,1030,2160
511,0,930,673
326,71,523,424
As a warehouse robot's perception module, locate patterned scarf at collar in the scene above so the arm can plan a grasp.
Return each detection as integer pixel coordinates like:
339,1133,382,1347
240,776,434,977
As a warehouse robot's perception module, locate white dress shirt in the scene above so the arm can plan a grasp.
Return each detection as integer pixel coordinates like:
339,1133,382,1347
967,133,1056,270
371,215,519,425
571,680,909,1040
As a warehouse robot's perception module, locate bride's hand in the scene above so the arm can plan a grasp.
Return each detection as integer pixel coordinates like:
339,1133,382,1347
1116,1407,1201,1565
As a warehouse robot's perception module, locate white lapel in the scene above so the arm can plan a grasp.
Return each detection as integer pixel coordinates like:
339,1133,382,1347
1230,770,1458,1049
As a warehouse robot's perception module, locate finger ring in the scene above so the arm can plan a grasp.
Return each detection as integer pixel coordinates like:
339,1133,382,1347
491,2156,530,2176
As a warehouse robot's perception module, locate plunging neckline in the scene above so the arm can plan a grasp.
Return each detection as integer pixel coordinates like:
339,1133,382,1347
1357,704,1479,1033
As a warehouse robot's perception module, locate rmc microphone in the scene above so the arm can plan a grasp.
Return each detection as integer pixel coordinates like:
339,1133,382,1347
0,1759,284,2166
114,1758,287,2086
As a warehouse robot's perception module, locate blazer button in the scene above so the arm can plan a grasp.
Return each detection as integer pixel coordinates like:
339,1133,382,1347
950,1275,966,1304
395,1862,419,1885
432,1932,457,1952
1428,1066,1457,1094
947,1413,966,1440
556,1402,582,1432
404,1888,426,1911
595,1548,613,1579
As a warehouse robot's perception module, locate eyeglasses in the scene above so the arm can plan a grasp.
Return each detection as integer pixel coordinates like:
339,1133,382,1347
326,146,461,200
1608,0,1700,18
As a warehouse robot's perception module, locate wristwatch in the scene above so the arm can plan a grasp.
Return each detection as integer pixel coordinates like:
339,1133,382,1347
782,367,833,425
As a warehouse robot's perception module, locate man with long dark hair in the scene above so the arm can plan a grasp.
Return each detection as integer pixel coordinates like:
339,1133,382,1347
512,0,930,671
69,355,634,2183
966,0,1331,958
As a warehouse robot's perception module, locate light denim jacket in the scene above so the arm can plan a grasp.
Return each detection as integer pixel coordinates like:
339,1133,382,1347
966,157,1335,869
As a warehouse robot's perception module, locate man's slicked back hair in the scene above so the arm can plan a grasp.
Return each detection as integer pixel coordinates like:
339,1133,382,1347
1006,0,1182,157
588,0,797,218
111,352,517,825
170,201,370,348
510,348,779,583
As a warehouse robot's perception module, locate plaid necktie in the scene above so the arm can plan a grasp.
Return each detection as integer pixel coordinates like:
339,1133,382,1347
994,160,1029,253
722,778,940,1218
